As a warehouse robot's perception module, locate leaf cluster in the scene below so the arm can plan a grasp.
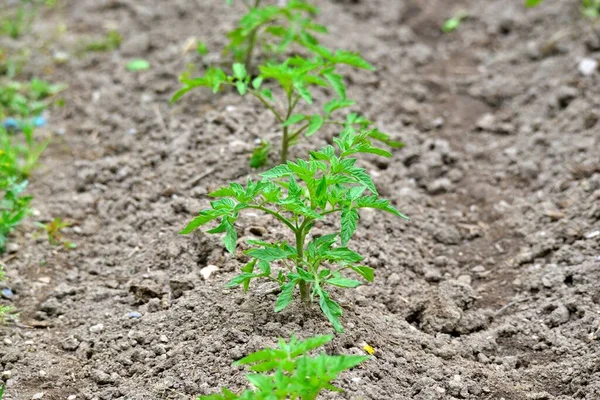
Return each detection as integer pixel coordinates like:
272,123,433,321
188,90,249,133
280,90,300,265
198,334,367,400
525,0,600,17
224,0,327,68
181,128,407,331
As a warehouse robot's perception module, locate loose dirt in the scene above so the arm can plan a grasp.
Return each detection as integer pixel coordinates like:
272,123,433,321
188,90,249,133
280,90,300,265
1,0,599,399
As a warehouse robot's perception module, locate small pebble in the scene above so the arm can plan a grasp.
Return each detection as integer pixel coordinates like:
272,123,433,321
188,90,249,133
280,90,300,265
38,277,51,284
578,58,598,76
585,230,599,239
68,396,77,400
127,311,142,319
1,288,13,299
159,335,169,343
2,370,11,379
32,393,44,400
6,242,20,253
89,323,104,333
4,338,12,345
200,265,219,280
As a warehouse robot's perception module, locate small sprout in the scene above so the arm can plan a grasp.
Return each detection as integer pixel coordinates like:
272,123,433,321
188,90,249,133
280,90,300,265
198,334,368,399
250,140,270,168
442,11,468,33
197,40,209,56
36,217,76,249
126,59,150,72
83,30,122,52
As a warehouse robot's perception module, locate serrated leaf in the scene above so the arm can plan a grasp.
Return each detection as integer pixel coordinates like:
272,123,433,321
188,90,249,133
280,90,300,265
224,221,237,254
340,207,358,245
306,114,324,137
262,164,292,179
283,114,306,127
347,166,377,194
274,280,296,312
350,265,375,282
324,71,346,99
318,289,344,332
246,247,292,261
327,277,362,288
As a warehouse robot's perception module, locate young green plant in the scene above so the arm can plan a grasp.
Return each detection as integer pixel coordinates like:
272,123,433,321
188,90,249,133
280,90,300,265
198,334,367,400
525,0,600,17
180,128,408,332
173,49,402,167
222,0,326,72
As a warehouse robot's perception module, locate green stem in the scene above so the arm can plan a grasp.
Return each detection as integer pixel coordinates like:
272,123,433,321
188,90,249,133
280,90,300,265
243,0,262,71
281,126,289,164
249,90,283,123
295,228,309,304
247,205,295,231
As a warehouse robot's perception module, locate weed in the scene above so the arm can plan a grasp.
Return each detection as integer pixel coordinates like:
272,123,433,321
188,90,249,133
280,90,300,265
223,0,326,71
525,0,600,17
442,11,468,33
36,217,75,248
82,30,122,52
198,334,367,399
181,128,408,332
126,59,151,72
173,52,401,166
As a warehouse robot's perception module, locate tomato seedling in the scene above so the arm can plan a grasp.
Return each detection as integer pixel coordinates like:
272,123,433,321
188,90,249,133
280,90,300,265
181,128,408,332
198,334,367,399
173,50,402,167
223,0,326,72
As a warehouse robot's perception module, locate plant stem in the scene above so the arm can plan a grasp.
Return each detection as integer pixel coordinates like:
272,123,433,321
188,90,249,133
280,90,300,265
295,229,309,304
243,0,262,71
281,126,289,164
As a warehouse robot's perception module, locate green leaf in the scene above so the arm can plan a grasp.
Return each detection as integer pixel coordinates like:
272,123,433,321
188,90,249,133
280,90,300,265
179,210,222,234
224,221,237,254
233,63,247,80
327,277,362,288
350,265,375,282
321,247,363,263
262,164,292,179
324,99,355,115
324,71,346,99
294,81,313,104
340,207,358,245
318,289,344,332
252,77,263,90
197,41,208,56
306,114,324,136
283,114,306,127
274,280,296,312
525,0,544,7
347,166,377,195
246,247,292,261
236,81,247,95
126,59,150,72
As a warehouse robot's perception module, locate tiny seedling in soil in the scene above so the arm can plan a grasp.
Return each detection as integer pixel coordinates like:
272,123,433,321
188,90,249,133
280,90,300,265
442,11,469,33
181,128,408,332
81,30,122,53
126,59,151,72
197,334,367,400
173,50,402,167
222,0,327,72
36,217,76,249
525,0,600,17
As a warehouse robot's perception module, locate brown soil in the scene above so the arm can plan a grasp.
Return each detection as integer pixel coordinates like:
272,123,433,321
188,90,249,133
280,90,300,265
1,0,600,399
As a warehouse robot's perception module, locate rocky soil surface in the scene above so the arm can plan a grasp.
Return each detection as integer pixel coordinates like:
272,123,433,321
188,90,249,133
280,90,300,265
1,0,599,399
